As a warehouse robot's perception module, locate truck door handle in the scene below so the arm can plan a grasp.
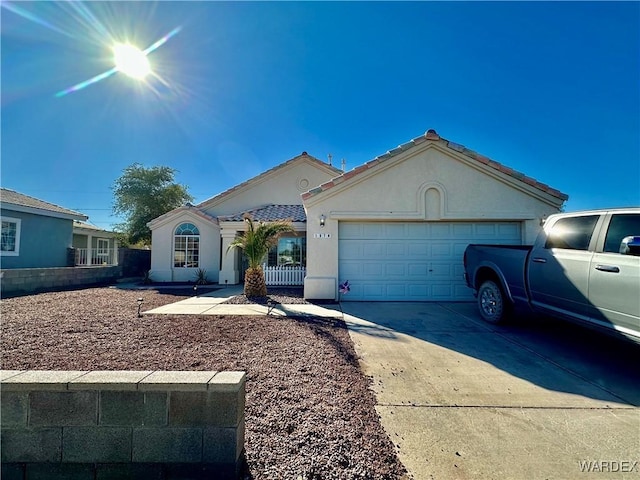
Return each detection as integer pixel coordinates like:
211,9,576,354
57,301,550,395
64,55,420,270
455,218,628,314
532,257,547,264
595,264,620,273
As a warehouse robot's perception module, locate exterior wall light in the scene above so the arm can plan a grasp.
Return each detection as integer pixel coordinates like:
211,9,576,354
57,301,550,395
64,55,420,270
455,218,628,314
319,214,326,228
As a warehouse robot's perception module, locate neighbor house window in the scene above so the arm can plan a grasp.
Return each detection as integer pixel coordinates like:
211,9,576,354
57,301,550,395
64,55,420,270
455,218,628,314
267,236,306,267
1,217,21,256
174,223,200,268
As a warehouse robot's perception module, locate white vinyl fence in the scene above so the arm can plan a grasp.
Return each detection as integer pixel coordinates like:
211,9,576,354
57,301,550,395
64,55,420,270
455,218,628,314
262,264,306,286
75,248,118,266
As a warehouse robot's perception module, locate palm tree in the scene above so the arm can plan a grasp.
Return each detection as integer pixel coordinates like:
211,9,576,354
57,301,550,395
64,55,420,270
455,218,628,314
227,216,295,297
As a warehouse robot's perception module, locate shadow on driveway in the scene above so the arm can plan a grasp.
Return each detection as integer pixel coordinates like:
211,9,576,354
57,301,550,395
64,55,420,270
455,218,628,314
341,301,640,407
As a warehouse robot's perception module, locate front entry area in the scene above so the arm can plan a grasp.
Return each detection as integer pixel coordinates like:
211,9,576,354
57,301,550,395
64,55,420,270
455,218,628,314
338,221,522,301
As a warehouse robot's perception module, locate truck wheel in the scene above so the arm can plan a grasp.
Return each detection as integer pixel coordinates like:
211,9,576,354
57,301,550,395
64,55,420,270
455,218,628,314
477,280,508,324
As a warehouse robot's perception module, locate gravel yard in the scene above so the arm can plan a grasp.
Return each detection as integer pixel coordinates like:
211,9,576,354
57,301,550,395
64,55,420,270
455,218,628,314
1,287,407,479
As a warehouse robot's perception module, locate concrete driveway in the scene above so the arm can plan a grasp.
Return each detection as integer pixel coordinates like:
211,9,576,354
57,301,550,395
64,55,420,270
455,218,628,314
340,302,640,480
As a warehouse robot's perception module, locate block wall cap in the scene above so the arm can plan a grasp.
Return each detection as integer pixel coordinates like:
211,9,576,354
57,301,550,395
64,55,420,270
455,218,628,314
68,371,154,391
139,371,218,391
208,371,246,392
0,370,27,381
1,370,90,391
1,370,248,392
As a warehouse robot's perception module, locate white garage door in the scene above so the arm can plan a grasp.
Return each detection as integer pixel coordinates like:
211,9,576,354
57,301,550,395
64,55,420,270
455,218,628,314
338,221,522,301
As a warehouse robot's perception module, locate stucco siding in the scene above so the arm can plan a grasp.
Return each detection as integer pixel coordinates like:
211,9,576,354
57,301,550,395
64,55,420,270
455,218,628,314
201,161,335,217
150,158,336,284
310,147,559,222
303,145,563,300
150,213,220,283
1,209,73,269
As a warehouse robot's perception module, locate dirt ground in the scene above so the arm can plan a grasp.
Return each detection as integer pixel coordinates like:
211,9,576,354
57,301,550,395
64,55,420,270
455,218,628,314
1,286,408,479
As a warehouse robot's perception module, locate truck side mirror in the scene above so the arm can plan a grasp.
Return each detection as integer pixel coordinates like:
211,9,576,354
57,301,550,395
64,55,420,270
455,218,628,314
619,236,640,256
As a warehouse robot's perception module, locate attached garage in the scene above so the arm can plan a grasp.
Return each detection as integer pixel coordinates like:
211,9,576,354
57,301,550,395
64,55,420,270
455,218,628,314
302,129,568,301
338,221,522,301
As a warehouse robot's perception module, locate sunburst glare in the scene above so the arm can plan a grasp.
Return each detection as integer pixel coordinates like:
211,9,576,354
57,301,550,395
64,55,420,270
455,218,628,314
113,43,150,79
54,25,182,98
2,1,221,145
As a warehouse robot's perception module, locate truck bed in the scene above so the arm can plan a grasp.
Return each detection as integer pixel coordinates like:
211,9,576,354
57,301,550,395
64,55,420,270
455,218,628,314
464,244,533,302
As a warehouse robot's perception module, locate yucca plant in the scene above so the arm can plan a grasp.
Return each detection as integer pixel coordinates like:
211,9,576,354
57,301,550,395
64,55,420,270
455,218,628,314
227,216,294,297
194,268,209,285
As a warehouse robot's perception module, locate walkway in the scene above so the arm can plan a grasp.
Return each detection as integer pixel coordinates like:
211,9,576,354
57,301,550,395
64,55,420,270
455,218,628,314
143,286,343,318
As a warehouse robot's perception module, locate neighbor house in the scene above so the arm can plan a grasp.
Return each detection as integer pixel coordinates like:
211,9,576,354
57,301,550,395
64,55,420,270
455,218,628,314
1,188,88,269
148,129,568,301
72,220,119,267
1,189,123,296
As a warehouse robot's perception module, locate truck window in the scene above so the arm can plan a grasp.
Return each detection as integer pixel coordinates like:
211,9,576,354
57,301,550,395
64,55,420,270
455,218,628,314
544,215,599,251
603,213,640,253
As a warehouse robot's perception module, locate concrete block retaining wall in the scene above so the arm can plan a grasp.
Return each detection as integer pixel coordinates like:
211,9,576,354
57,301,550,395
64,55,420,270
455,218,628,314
0,266,122,297
0,370,246,480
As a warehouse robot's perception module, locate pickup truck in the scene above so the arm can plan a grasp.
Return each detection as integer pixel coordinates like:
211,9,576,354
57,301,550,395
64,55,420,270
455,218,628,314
463,208,640,344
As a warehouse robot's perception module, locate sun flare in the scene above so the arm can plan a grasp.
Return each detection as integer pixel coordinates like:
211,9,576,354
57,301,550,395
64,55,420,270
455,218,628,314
54,26,182,97
113,43,150,79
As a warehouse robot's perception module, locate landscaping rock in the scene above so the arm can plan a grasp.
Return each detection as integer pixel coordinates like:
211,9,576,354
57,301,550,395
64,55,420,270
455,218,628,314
1,287,407,479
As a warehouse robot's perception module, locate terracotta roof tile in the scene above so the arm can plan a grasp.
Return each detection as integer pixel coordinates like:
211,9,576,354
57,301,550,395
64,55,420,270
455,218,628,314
447,142,465,153
425,129,440,140
303,129,569,202
218,204,306,223
547,187,565,198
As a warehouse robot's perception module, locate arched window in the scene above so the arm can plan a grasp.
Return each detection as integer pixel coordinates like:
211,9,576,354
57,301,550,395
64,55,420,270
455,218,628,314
174,223,200,268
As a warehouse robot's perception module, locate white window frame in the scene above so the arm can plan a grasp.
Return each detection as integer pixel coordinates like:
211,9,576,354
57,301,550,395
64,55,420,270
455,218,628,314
1,216,21,256
173,223,200,269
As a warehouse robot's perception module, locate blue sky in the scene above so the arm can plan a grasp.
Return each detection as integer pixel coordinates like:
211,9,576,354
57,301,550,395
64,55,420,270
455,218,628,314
2,1,638,230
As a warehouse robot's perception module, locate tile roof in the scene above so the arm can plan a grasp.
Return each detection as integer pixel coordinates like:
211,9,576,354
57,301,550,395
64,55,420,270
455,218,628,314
73,220,115,234
218,204,306,223
146,204,219,228
197,152,342,209
302,129,569,202
1,188,88,220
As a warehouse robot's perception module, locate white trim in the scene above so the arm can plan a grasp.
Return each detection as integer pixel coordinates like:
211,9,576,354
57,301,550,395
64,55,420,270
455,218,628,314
1,216,21,256
148,207,217,231
2,203,87,221
197,156,341,211
73,225,118,238
303,142,565,209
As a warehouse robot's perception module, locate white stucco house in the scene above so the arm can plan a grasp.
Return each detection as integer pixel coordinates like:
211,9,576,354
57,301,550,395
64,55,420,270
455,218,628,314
148,129,568,301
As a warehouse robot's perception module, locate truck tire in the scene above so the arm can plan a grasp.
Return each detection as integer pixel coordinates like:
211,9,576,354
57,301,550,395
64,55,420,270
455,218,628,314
477,280,509,324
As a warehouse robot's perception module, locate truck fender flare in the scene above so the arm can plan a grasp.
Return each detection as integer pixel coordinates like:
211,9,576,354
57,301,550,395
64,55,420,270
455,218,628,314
473,261,515,304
